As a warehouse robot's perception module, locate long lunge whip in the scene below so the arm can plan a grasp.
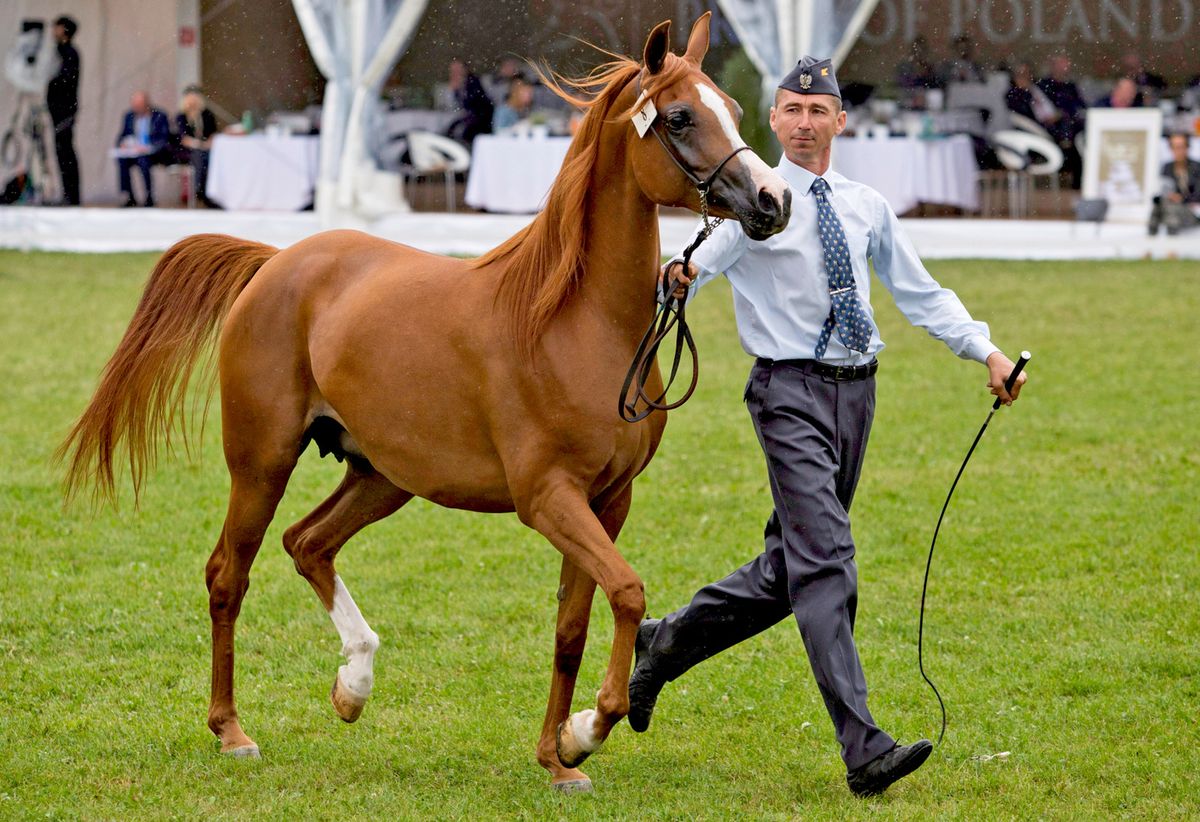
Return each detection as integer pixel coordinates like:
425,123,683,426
919,351,1031,746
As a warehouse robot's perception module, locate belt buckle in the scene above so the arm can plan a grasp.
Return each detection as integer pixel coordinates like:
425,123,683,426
833,364,850,381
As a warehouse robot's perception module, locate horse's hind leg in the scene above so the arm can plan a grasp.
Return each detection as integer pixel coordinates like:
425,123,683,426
206,460,297,757
282,462,412,722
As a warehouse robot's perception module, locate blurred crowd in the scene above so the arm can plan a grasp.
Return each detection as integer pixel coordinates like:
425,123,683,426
892,36,1199,189
441,56,580,145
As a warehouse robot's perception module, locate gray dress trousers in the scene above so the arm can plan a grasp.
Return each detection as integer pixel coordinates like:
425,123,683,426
643,358,896,770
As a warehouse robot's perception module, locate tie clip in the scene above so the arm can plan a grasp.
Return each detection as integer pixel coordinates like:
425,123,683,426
829,287,854,296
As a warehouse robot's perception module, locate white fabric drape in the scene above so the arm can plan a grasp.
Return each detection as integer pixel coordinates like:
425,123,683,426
714,0,881,105
293,0,429,221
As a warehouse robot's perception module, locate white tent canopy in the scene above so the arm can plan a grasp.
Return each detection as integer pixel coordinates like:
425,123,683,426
715,0,881,105
292,0,880,222
293,0,429,222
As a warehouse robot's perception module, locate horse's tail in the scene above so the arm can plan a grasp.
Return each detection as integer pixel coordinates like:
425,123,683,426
57,233,278,505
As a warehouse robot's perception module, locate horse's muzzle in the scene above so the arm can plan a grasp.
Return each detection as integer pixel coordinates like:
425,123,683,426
740,187,791,241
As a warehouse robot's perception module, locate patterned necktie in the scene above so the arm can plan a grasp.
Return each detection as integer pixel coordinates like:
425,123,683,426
811,176,873,359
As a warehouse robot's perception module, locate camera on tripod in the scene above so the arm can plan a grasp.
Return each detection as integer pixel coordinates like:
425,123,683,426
1,19,64,203
6,19,60,93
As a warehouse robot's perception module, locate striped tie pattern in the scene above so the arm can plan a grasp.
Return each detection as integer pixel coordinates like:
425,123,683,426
811,177,873,359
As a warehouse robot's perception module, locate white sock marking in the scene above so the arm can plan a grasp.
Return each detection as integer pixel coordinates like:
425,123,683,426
571,709,599,752
329,575,379,699
695,82,788,203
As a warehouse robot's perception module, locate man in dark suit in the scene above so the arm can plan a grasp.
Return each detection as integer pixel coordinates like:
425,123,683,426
115,91,172,207
1150,133,1200,235
47,15,81,205
1037,55,1088,187
445,58,493,145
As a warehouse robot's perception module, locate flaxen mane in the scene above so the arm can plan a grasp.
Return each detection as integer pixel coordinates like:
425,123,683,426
472,52,696,357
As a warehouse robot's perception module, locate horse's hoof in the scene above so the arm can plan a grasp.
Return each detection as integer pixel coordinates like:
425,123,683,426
224,744,260,758
556,710,598,768
330,672,367,723
551,777,593,794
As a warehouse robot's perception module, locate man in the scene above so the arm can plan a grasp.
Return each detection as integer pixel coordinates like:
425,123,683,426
1119,51,1166,105
1149,133,1200,236
114,91,171,207
628,56,1026,798
939,33,985,84
445,58,493,145
1037,55,1087,186
1006,63,1059,130
1093,77,1140,109
46,15,80,206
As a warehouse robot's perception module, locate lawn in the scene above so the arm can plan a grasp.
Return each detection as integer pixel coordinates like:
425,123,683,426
1,249,1197,820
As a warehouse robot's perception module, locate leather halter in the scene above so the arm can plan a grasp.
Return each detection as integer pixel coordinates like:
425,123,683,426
635,73,753,232
619,76,752,424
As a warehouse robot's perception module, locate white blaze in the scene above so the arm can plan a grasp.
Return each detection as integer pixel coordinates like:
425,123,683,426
694,82,787,203
329,575,379,699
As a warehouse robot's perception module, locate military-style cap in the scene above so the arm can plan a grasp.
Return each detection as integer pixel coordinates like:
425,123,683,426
778,56,840,99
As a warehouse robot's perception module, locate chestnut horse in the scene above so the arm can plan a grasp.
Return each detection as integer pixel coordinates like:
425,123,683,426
59,15,790,791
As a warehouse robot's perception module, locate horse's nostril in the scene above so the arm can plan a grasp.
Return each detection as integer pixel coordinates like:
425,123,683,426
758,187,791,223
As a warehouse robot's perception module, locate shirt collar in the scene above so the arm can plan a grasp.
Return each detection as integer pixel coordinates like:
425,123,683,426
776,156,845,197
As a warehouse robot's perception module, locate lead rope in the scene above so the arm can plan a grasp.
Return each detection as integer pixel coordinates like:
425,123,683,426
618,193,723,423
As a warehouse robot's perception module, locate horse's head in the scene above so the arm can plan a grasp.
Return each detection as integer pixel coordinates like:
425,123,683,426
627,14,791,240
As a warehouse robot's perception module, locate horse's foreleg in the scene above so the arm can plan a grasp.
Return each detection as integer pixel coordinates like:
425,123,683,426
526,482,643,770
283,464,412,722
207,467,294,757
536,557,597,792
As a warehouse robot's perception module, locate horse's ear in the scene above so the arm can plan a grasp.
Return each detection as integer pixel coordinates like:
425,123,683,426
644,20,671,75
684,12,711,66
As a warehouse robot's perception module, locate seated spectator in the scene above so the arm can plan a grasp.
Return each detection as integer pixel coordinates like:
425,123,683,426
445,58,493,145
173,86,218,207
1120,51,1166,105
896,36,939,91
1094,77,1141,109
1149,133,1200,235
115,91,171,207
1037,55,1088,186
494,75,535,131
1006,62,1060,129
939,34,985,84
484,56,524,101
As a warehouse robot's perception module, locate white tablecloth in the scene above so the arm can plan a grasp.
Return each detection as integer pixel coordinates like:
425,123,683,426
465,135,572,213
832,135,979,214
207,134,320,211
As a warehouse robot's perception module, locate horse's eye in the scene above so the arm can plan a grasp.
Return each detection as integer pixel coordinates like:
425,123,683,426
666,110,691,132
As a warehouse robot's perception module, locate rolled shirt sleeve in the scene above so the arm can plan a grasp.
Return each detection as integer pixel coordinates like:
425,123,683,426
870,196,999,364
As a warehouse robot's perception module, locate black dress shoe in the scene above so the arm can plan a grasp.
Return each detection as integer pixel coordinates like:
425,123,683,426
121,196,137,208
627,618,663,733
846,739,933,797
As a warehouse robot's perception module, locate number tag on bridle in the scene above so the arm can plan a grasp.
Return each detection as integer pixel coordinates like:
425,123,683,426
632,94,657,138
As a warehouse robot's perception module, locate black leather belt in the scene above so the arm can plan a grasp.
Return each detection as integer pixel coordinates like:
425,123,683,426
756,357,879,382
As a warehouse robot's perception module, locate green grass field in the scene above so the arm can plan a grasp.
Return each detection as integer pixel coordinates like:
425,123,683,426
1,249,1197,820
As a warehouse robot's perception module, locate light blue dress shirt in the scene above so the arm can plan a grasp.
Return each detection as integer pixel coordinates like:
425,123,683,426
674,156,999,366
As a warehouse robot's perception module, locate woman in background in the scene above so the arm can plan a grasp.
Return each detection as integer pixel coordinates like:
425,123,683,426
174,87,218,207
494,75,534,132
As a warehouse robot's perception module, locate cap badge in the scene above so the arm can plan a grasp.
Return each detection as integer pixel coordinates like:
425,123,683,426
798,73,813,90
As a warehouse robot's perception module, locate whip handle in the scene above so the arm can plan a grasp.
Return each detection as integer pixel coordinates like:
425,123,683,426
992,351,1031,410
